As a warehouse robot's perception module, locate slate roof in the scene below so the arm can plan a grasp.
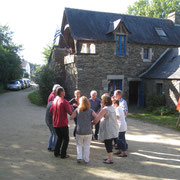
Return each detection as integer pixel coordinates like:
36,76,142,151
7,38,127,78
139,48,180,79
62,8,180,46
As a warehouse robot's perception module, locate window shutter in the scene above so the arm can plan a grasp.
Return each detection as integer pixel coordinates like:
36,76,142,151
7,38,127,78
140,48,144,59
149,48,153,61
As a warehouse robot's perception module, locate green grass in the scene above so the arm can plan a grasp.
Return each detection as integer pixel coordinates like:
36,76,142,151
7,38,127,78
0,85,8,94
28,90,46,107
128,108,180,131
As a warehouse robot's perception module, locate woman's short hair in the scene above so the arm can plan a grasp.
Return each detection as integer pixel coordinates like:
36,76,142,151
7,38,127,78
101,96,112,106
78,96,91,111
101,93,109,100
74,90,81,96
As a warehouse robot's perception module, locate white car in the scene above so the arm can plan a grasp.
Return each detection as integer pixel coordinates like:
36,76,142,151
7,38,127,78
6,80,22,90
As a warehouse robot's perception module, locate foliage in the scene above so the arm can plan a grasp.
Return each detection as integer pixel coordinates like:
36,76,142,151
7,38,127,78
34,65,54,104
144,94,177,116
24,72,29,78
146,94,166,109
0,25,23,86
127,0,180,18
0,84,8,94
128,107,179,130
42,44,53,64
28,90,45,106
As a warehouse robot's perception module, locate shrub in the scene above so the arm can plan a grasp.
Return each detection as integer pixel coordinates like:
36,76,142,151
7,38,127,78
146,94,166,111
34,65,54,104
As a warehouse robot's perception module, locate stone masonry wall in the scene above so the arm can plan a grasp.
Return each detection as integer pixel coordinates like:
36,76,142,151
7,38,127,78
68,41,168,100
49,47,67,87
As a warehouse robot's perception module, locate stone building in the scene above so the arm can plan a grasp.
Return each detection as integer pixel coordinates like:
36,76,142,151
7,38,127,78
49,8,180,108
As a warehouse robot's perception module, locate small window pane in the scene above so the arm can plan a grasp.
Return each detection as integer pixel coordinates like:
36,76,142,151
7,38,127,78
144,48,149,59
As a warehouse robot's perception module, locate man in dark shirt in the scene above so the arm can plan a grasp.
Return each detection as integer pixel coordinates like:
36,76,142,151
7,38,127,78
89,90,101,140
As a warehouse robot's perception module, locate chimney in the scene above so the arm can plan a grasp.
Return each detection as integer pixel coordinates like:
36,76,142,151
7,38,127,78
167,12,180,25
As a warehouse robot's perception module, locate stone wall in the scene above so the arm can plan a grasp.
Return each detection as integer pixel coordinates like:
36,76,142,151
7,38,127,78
66,41,168,100
49,47,67,87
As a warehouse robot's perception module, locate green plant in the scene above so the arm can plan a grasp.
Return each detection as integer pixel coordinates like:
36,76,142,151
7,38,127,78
146,94,166,111
34,65,54,104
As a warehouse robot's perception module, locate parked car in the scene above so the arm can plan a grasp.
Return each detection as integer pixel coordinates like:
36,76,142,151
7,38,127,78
17,79,26,89
6,80,22,90
23,78,31,87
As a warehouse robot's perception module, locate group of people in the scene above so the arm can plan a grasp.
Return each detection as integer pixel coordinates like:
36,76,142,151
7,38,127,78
45,84,128,164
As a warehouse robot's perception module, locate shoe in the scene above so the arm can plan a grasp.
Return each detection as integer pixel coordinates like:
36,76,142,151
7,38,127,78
48,148,53,152
61,155,70,159
118,154,127,157
77,159,82,163
103,159,113,164
54,152,60,157
114,151,121,155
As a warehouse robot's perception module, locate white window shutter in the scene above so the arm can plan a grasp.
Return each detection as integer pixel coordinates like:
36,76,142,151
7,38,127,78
140,48,144,59
149,48,153,61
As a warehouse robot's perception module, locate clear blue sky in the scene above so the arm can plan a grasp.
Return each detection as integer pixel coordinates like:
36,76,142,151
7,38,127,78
0,0,136,64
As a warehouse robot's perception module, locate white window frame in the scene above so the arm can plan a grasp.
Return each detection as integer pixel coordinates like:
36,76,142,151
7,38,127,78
140,48,153,62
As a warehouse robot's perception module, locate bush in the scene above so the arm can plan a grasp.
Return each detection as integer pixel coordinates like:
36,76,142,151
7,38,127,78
34,65,55,104
153,106,176,116
146,94,166,111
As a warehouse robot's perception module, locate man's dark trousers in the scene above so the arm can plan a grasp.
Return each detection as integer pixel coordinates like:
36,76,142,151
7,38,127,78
54,126,69,158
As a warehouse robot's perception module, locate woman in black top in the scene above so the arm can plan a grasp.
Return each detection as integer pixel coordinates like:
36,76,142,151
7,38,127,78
69,90,81,137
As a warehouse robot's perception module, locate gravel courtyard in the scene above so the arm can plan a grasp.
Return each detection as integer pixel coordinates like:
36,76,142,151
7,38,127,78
0,87,180,180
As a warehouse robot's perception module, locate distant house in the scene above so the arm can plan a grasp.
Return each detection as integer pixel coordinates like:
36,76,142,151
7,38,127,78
49,8,180,108
21,60,30,78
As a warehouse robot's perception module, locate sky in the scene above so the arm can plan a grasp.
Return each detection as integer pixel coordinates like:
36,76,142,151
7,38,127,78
0,0,136,64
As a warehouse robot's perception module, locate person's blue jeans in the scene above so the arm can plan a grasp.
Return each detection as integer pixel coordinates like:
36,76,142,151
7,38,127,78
117,131,126,151
47,123,57,151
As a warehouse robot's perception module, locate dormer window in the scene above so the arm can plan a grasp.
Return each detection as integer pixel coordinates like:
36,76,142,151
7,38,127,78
155,28,167,37
116,35,126,55
107,19,129,56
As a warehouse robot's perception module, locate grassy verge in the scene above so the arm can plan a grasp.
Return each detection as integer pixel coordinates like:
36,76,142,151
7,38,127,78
28,90,46,107
128,108,180,131
0,85,8,94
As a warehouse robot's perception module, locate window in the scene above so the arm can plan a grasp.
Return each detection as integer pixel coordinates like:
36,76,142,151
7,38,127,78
156,83,163,95
155,28,167,37
108,80,122,96
116,35,126,55
144,48,149,59
141,48,153,62
80,43,96,54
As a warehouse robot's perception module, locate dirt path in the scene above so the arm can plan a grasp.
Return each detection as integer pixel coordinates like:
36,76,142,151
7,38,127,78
0,87,180,180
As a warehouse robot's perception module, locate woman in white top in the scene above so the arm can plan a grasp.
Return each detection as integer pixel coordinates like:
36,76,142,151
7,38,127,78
92,96,118,164
113,100,127,157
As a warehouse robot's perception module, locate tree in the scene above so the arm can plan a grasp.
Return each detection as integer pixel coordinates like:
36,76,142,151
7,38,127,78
42,44,53,64
127,0,180,18
0,25,23,86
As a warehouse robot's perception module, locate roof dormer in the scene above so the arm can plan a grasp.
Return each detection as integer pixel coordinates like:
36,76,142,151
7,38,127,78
107,19,130,35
